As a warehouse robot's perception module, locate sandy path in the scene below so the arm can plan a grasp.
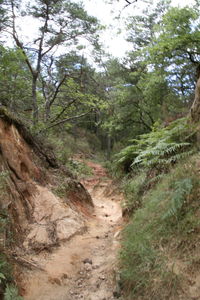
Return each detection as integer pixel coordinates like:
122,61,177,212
22,161,123,300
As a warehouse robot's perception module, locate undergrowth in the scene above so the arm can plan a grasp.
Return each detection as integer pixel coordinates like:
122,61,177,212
67,159,93,179
120,157,200,299
121,172,147,214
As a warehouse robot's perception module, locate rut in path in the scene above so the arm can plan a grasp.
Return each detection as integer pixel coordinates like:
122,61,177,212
22,161,123,300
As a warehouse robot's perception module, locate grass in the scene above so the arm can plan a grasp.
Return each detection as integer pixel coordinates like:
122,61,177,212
121,172,147,215
120,156,200,299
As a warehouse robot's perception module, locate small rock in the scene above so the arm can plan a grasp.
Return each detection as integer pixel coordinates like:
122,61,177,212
92,264,100,270
84,263,92,271
105,233,109,238
105,214,109,217
114,231,120,239
48,277,61,285
83,258,92,265
62,273,68,279
99,275,105,280
96,235,100,239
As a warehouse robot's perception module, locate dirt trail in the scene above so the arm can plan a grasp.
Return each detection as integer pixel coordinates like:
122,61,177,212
22,161,123,300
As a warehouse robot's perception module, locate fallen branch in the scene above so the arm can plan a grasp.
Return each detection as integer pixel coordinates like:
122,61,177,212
12,255,45,271
39,111,92,133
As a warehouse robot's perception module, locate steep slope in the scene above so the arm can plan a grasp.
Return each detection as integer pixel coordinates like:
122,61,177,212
0,109,93,287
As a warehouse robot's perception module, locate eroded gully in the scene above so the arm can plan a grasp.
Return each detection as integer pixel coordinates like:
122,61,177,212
22,160,123,300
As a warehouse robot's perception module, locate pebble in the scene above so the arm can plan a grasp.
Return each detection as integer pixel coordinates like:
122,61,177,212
83,258,93,264
62,273,68,279
84,263,92,271
92,264,100,270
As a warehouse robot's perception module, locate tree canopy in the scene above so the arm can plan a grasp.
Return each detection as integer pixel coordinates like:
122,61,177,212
0,0,199,154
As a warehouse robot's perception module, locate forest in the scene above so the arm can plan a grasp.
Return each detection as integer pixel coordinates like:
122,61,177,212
0,0,200,299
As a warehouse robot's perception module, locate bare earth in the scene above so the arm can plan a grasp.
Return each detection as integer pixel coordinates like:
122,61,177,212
22,161,123,300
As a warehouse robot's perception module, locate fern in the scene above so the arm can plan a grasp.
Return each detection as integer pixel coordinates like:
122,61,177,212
115,117,196,172
163,178,193,219
4,285,23,300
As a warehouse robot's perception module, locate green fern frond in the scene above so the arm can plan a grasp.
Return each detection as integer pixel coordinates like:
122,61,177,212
115,117,196,172
163,178,193,219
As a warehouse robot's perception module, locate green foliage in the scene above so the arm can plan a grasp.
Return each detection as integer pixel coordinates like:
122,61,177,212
53,180,70,198
120,158,199,299
150,6,200,62
46,129,98,165
163,178,193,220
66,159,93,178
0,255,22,299
122,172,146,213
0,46,31,113
4,285,23,300
0,255,12,284
115,117,196,172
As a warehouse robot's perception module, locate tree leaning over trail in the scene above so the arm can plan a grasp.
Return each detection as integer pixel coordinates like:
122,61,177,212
3,0,99,124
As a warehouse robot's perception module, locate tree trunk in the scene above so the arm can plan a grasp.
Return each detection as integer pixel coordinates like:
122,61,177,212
32,76,38,124
190,67,200,122
107,135,112,160
45,100,51,122
190,77,200,122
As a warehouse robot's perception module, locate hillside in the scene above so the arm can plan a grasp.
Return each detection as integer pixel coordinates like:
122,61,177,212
116,117,200,299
